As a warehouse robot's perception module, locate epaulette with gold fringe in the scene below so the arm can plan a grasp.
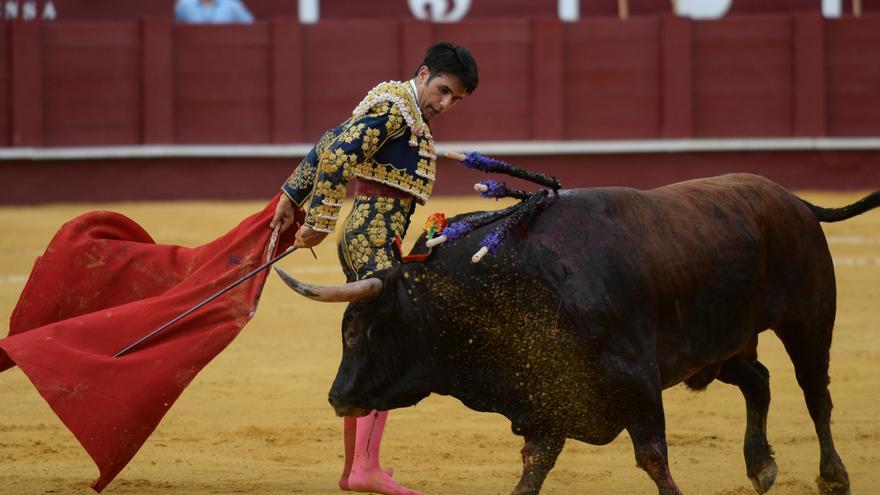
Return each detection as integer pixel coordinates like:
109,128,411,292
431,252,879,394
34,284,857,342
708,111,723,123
351,81,427,137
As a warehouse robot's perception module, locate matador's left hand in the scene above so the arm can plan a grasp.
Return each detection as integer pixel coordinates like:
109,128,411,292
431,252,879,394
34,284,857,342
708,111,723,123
293,224,328,249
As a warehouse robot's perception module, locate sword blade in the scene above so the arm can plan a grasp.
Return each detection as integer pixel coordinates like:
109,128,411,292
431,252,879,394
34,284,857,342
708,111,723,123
113,246,296,358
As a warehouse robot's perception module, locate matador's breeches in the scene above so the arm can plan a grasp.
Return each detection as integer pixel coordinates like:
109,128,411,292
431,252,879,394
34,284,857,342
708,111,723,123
337,194,416,282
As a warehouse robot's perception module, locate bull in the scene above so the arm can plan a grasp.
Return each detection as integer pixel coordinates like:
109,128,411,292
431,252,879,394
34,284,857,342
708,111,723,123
276,173,879,495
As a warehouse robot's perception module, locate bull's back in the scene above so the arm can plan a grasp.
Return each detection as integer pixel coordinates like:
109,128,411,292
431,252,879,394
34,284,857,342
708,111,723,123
522,174,833,384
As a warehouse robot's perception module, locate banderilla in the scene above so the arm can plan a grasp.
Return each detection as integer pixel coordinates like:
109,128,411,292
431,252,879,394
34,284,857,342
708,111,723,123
113,246,297,358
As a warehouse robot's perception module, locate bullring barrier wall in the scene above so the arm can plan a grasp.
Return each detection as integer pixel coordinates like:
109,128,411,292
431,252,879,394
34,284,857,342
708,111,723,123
1,15,878,202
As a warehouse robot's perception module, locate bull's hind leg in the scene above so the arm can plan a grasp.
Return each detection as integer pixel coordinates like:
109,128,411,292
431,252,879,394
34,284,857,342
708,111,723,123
718,355,777,493
511,434,565,495
775,315,850,495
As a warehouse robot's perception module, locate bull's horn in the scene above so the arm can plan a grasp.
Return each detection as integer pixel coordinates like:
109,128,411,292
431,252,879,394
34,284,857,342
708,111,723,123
273,266,382,302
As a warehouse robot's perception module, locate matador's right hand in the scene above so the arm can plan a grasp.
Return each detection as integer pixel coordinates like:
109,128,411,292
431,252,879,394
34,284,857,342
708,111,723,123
270,194,300,233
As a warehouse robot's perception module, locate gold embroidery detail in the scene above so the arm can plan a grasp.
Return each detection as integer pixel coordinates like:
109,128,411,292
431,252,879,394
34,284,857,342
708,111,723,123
315,129,338,155
320,148,357,176
368,214,388,246
419,139,434,156
349,201,371,230
347,233,372,269
287,159,316,192
341,195,415,278
390,210,407,236
367,102,391,118
314,180,346,201
386,106,405,135
338,123,366,144
361,127,381,157
374,248,392,271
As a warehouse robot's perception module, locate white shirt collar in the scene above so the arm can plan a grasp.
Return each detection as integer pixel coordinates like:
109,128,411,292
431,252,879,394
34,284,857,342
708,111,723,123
408,79,419,106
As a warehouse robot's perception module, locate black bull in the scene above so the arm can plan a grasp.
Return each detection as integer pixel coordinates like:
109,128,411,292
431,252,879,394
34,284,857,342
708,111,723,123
276,174,880,495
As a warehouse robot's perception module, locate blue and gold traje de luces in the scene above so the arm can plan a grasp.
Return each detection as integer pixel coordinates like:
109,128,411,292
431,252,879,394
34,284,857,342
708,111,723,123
282,80,436,233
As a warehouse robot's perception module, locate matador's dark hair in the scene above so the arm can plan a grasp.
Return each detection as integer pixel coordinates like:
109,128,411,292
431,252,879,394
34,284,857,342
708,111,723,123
416,42,479,94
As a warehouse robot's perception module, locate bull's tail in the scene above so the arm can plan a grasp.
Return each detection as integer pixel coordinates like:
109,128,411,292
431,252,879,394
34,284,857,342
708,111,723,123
799,190,880,223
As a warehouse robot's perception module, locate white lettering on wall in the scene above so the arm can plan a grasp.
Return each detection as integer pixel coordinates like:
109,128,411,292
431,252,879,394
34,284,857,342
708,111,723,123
1,0,56,20
42,0,55,19
674,0,732,19
822,0,842,17
558,0,579,21
299,0,318,24
4,1,18,19
294,0,846,24
407,0,471,23
22,0,37,19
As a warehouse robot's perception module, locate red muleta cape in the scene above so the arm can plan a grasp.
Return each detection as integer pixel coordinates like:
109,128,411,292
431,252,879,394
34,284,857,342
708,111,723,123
0,195,298,491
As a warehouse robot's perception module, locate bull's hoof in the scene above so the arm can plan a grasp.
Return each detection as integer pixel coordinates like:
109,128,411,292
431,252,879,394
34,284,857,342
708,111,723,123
748,460,777,494
816,476,851,495
510,486,538,495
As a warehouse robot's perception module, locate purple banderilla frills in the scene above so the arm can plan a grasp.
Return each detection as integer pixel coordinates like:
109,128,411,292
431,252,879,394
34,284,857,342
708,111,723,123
463,152,515,174
440,221,473,241
478,180,531,200
438,203,523,243
479,228,506,254
479,189,550,255
458,152,561,191
479,180,509,198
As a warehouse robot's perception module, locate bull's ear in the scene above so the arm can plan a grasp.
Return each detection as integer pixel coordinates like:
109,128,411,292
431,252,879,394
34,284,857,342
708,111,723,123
274,267,382,302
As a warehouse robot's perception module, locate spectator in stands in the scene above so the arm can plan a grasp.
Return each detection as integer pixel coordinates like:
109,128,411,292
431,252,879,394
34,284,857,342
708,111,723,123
270,42,479,495
174,0,254,24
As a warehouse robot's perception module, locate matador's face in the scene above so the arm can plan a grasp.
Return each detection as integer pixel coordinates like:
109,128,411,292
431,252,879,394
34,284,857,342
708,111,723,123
414,66,469,122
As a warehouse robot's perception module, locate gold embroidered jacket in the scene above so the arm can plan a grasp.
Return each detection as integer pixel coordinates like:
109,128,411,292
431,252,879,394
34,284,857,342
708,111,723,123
282,80,437,233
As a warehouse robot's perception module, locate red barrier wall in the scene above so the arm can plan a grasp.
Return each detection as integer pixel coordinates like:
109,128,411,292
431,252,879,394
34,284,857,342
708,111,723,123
174,24,272,143
43,23,142,146
433,19,534,140
4,15,880,147
826,17,880,136
0,24,8,147
693,17,793,137
564,19,661,138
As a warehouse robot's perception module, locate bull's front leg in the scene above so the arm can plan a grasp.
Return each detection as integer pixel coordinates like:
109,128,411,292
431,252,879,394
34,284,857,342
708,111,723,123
511,434,565,495
624,387,683,495
629,430,682,495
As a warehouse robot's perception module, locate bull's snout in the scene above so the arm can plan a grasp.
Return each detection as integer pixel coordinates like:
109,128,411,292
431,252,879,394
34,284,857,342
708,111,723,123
328,389,372,418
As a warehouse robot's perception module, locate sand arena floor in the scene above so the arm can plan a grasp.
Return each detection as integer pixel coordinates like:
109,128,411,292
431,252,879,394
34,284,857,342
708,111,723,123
1,193,879,495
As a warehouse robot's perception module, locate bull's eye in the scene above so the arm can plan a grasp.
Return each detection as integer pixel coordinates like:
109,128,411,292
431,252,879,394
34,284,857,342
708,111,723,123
344,327,362,348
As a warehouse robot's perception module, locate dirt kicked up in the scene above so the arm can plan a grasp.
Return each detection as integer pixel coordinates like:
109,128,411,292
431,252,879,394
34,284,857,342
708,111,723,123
1,193,878,495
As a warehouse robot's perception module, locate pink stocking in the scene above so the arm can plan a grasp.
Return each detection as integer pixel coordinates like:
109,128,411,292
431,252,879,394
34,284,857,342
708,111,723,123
344,410,422,495
338,417,357,490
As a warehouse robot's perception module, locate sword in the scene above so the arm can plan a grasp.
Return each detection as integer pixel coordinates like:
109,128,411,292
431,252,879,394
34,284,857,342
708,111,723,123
113,246,297,358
